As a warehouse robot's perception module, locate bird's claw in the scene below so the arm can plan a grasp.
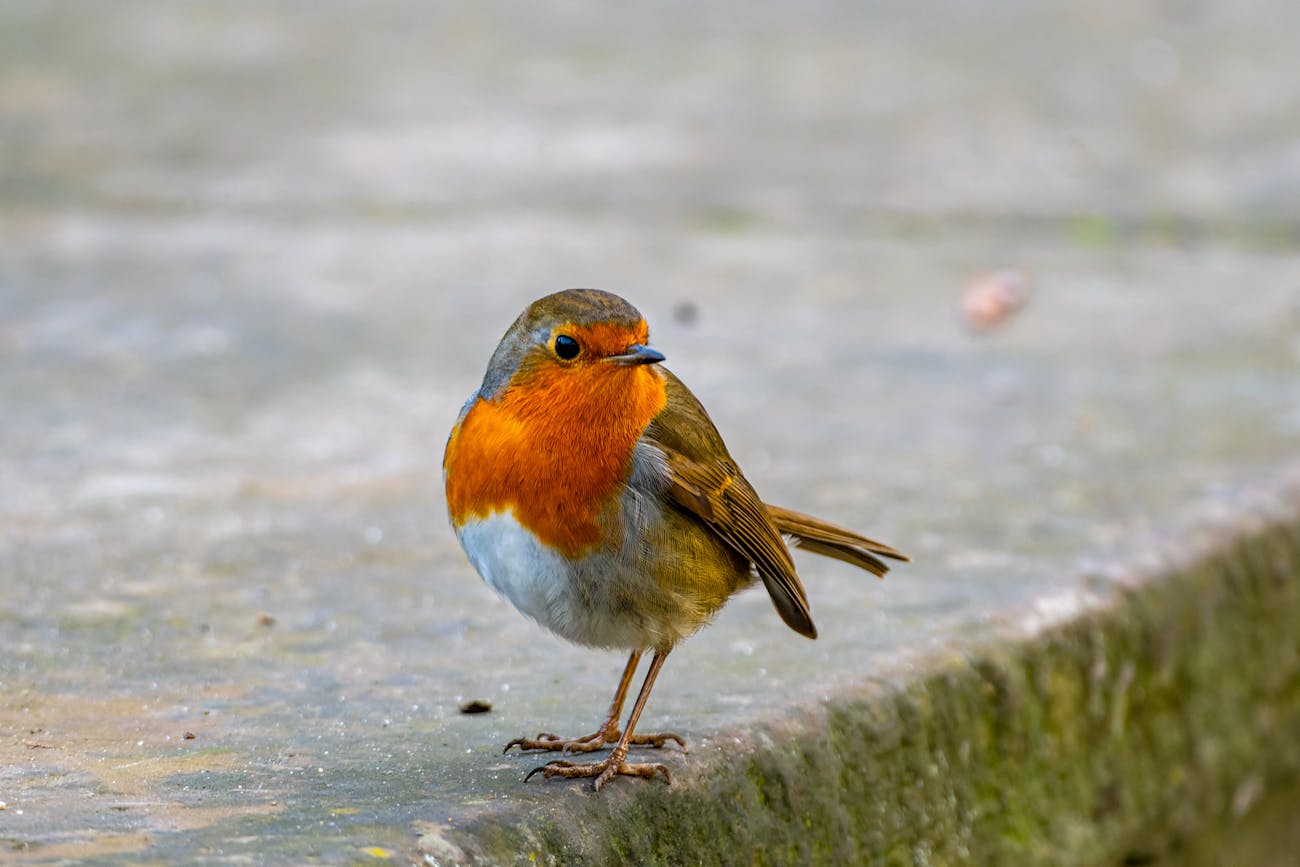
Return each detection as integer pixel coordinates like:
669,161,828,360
503,730,610,755
524,756,672,790
504,729,684,755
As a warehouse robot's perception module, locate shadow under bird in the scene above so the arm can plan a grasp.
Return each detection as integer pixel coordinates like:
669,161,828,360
444,289,908,790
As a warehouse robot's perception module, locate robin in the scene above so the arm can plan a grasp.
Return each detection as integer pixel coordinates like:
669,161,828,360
443,289,907,790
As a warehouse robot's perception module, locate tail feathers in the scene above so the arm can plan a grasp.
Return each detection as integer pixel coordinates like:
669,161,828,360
766,504,909,579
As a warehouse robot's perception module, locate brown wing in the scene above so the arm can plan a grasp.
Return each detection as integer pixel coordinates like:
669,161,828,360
644,370,817,639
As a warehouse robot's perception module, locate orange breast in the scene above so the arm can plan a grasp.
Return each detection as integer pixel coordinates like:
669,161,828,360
444,363,667,558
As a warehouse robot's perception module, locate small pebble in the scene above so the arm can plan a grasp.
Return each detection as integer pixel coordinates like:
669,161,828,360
962,269,1029,332
458,699,493,715
256,612,277,627
183,731,197,740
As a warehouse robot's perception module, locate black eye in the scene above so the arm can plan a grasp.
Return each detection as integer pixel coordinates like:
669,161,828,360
553,334,581,360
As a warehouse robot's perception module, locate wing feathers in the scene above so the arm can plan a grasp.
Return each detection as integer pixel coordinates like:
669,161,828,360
643,368,906,641
662,452,817,639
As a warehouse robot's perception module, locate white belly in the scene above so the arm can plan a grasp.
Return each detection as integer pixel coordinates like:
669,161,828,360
455,511,660,649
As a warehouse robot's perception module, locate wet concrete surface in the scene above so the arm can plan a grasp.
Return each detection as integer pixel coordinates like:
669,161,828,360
3,1,1300,863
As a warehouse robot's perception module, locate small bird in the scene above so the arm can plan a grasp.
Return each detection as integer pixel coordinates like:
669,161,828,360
443,289,907,790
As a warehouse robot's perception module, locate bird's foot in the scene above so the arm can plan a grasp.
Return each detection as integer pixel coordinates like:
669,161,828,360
524,754,672,791
504,730,609,755
504,729,684,756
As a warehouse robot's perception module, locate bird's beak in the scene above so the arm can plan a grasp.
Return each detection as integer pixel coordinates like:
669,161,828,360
609,343,666,366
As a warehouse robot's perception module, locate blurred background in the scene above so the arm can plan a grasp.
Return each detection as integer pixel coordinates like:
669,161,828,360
3,0,1300,862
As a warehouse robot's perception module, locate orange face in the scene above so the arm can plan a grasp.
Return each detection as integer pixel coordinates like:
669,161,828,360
444,318,667,557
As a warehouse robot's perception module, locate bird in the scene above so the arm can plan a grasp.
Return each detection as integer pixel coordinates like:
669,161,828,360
443,289,907,790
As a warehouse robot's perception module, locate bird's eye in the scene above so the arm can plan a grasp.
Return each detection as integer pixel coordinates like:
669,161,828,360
553,334,581,360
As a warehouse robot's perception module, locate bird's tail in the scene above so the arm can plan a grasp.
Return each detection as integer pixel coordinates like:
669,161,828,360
767,504,909,579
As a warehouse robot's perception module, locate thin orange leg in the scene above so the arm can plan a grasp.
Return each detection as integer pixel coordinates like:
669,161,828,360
525,649,676,790
505,650,684,755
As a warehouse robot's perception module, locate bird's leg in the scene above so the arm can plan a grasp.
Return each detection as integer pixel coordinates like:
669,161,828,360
505,650,685,755
526,650,676,790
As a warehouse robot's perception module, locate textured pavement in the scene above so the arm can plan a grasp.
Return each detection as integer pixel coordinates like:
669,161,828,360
3,1,1300,863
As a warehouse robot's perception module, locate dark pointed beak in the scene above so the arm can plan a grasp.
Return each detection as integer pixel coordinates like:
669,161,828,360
609,343,666,366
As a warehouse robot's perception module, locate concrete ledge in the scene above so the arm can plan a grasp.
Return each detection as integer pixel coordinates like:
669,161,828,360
428,496,1300,865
